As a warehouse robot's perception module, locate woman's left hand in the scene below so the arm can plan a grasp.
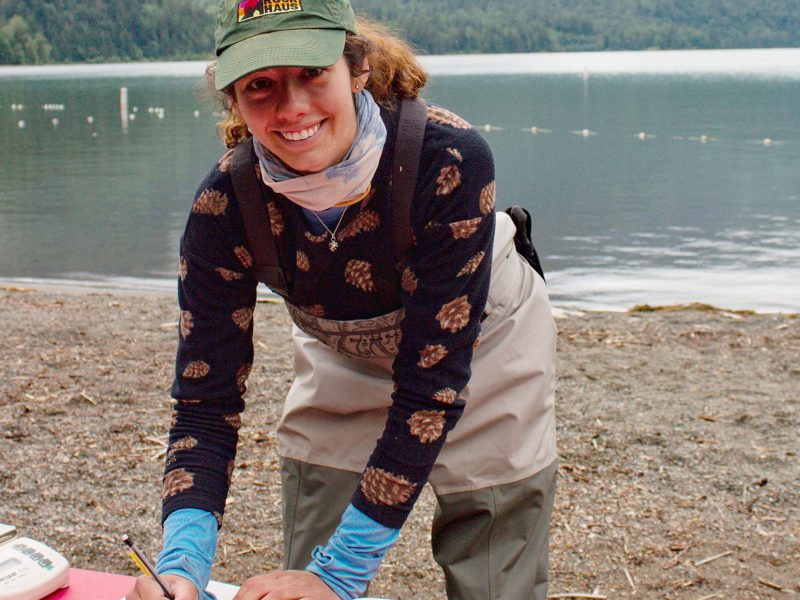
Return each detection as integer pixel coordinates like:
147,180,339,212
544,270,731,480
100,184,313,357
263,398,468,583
233,570,341,600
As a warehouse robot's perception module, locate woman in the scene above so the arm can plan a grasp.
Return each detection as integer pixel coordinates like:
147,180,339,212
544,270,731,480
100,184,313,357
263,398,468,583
127,1,557,599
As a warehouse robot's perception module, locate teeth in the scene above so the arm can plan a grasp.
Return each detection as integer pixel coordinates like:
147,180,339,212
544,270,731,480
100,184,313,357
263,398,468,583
281,123,320,141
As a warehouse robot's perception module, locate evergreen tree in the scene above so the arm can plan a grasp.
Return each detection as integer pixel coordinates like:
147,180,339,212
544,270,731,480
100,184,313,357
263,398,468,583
0,0,797,65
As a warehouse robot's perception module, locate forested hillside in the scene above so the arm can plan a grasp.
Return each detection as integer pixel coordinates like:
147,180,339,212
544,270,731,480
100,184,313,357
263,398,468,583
1,0,798,64
0,0,213,64
351,0,800,54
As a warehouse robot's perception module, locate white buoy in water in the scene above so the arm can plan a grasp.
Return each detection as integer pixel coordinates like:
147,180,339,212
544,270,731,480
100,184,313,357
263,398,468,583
120,87,129,128
87,115,95,124
51,117,59,126
572,128,596,137
17,120,25,128
521,126,551,134
762,138,773,146
193,110,200,117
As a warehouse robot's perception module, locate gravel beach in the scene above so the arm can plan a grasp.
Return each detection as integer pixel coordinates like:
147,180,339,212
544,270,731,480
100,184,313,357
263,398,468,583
1,286,798,599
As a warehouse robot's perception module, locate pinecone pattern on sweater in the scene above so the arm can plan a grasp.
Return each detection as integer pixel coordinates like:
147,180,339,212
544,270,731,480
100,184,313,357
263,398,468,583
432,388,458,404
182,361,210,379
401,267,418,294
339,209,380,241
296,251,310,272
407,410,446,443
234,246,253,269
457,251,485,277
267,201,285,237
166,436,198,466
450,217,482,240
361,467,417,507
215,267,243,281
162,468,194,499
418,344,448,369
447,147,463,162
180,311,193,339
304,231,327,243
179,256,188,281
235,362,251,393
345,260,376,293
231,307,254,331
479,181,496,215
436,295,471,333
223,414,242,430
192,189,228,216
427,105,471,129
436,164,462,196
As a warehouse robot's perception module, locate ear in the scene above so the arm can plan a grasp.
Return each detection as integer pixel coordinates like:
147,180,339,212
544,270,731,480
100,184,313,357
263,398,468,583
352,57,370,93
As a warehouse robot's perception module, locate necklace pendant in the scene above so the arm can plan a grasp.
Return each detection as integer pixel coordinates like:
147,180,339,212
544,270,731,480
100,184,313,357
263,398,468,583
328,236,339,252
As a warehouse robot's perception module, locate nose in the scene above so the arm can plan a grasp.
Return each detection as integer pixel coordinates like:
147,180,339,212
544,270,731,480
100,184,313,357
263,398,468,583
274,80,310,121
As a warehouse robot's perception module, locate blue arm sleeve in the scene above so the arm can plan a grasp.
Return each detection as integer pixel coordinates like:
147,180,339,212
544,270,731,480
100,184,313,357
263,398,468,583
157,508,219,600
305,504,400,600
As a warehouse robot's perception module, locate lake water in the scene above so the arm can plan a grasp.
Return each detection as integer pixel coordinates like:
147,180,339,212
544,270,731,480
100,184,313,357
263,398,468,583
1,49,799,312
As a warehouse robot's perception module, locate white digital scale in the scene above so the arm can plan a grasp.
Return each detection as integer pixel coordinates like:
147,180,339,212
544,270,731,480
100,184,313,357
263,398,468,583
0,525,70,600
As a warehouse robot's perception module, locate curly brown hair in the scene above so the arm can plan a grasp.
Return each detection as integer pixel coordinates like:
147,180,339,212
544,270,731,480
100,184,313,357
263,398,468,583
210,16,428,148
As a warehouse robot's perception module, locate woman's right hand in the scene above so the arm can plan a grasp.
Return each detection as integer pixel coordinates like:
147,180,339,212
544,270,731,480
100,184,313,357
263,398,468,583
125,573,199,600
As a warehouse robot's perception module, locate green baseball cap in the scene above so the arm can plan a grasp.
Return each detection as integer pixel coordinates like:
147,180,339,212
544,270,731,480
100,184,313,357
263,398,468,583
214,0,357,90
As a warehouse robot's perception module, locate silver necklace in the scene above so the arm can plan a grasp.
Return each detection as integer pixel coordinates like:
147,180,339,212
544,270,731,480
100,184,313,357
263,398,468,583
312,206,349,252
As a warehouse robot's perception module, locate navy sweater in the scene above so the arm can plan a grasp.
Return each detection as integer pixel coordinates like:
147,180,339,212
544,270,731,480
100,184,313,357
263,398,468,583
163,103,496,529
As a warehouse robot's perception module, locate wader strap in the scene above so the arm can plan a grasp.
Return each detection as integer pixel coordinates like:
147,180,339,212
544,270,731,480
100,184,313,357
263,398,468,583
231,139,292,297
392,97,427,268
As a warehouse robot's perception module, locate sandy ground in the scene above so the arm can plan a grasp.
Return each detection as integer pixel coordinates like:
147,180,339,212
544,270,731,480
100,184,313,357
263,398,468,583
1,286,798,599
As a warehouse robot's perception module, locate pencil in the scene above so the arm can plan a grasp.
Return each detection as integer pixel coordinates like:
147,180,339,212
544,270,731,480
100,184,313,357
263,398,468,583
123,534,176,600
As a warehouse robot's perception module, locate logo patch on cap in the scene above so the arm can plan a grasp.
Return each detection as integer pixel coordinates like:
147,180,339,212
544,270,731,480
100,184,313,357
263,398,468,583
238,0,303,23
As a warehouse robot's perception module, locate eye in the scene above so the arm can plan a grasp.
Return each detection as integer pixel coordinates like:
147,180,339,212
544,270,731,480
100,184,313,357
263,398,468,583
302,67,326,79
247,77,273,91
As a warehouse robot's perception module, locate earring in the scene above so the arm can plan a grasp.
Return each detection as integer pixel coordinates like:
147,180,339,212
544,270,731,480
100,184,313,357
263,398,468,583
354,83,360,90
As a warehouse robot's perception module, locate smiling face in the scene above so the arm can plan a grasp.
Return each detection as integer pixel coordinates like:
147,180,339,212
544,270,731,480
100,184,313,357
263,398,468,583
232,57,364,174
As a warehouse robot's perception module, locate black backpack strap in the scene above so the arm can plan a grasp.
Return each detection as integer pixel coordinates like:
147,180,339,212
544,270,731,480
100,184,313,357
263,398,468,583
230,139,292,297
505,205,545,281
392,97,428,269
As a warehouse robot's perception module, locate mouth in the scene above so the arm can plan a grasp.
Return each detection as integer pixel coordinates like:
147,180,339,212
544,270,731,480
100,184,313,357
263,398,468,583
279,122,322,142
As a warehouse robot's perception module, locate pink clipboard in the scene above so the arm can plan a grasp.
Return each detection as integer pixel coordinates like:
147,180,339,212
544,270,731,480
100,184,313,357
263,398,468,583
45,568,137,599
43,567,239,600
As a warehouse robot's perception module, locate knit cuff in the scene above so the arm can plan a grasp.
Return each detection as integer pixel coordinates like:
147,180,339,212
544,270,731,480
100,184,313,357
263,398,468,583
305,504,400,599
157,508,219,600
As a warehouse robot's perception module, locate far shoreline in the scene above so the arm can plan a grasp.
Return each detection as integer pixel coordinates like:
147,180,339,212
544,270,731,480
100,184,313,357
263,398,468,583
3,277,796,317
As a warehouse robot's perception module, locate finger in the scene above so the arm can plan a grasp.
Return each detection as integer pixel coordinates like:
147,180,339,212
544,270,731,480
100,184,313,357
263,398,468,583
125,575,166,600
